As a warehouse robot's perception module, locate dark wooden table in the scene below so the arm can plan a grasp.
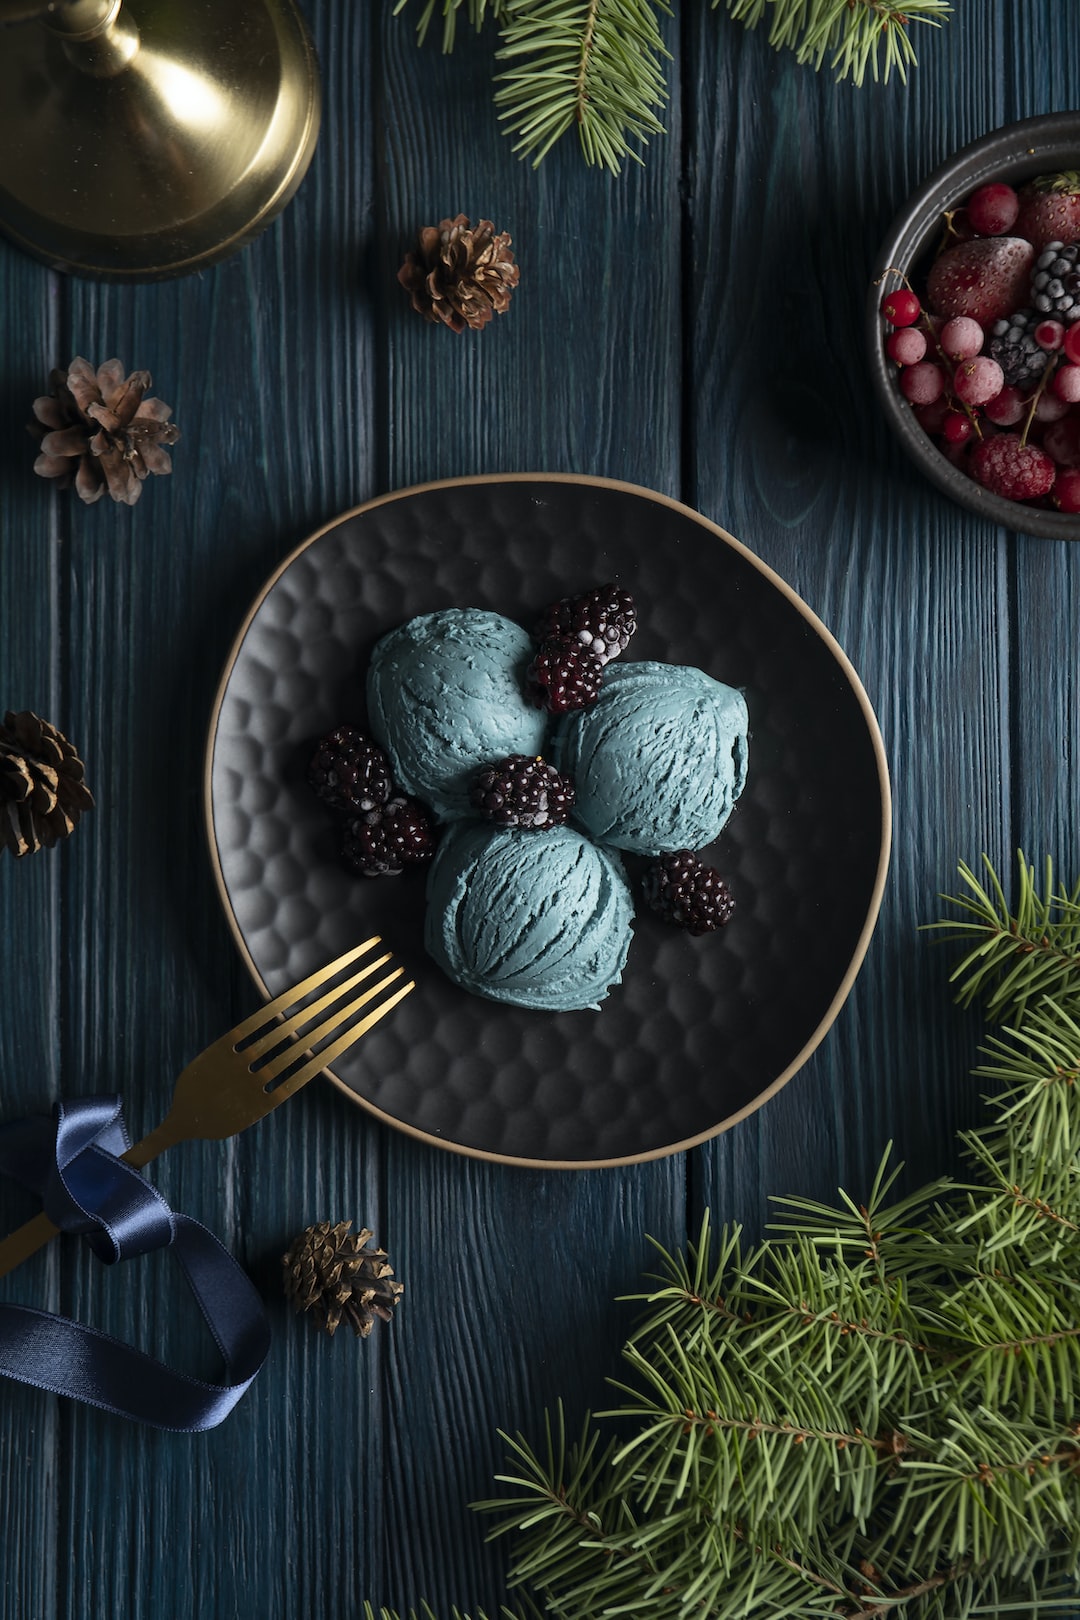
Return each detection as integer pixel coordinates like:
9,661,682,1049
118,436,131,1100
2,2,1079,1614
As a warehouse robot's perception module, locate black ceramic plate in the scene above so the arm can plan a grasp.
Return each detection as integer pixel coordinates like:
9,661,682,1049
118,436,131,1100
204,475,891,1167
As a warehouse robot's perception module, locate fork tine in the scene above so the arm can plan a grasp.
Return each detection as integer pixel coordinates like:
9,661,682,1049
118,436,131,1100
228,937,385,1044
240,948,396,1062
262,975,415,1098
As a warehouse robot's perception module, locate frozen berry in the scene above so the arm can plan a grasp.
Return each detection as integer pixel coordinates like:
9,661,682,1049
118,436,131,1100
1065,321,1080,365
1031,241,1080,322
1035,319,1066,351
308,726,393,815
526,637,604,714
899,361,946,405
965,181,1020,236
953,356,1004,405
1042,415,1080,466
643,851,735,936
342,795,437,877
1053,364,1080,403
880,287,921,326
913,396,950,434
989,309,1048,389
971,433,1055,501
926,236,1034,325
1035,390,1070,422
1053,466,1080,511
534,582,636,665
939,316,984,360
942,410,975,445
983,385,1026,426
471,755,575,829
885,327,927,365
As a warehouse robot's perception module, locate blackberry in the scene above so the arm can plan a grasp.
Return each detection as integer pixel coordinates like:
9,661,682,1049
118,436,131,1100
525,637,604,714
534,583,637,665
1031,241,1080,322
643,851,735,936
988,308,1049,390
342,796,437,877
308,726,393,815
471,755,575,829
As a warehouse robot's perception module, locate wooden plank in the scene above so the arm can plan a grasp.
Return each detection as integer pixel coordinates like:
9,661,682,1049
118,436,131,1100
682,19,1013,1230
0,242,64,1620
373,9,687,1612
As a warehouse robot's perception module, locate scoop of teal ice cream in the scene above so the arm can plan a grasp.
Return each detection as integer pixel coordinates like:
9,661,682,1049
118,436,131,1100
424,821,634,1011
550,661,749,856
366,608,547,820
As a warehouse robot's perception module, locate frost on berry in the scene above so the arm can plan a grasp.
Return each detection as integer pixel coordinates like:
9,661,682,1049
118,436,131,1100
886,327,928,365
965,181,1020,236
953,356,1004,406
1053,363,1080,403
971,434,1055,501
939,316,984,360
899,361,946,405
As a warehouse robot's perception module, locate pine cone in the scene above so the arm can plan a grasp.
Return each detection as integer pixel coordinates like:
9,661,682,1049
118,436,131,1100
0,710,94,858
282,1220,403,1338
397,214,520,332
29,357,180,506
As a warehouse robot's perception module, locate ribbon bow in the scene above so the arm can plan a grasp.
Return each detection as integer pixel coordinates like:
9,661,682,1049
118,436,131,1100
0,1096,270,1430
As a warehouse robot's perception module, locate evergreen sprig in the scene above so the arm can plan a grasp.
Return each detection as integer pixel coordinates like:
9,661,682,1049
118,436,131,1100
391,0,953,171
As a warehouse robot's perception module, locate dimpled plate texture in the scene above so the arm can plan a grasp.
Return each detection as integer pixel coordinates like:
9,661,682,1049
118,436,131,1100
205,476,890,1167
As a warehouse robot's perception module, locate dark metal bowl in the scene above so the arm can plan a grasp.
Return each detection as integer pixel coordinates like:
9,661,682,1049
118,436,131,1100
868,112,1080,542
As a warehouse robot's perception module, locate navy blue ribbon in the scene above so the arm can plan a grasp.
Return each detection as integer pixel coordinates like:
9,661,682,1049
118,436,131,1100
0,1096,270,1430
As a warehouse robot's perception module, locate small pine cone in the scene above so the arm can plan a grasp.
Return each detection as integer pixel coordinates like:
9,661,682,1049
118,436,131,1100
471,755,575,829
29,357,180,506
534,583,637,665
526,637,604,714
308,726,393,815
397,214,519,333
0,710,94,858
282,1220,403,1338
342,795,437,877
643,851,735,936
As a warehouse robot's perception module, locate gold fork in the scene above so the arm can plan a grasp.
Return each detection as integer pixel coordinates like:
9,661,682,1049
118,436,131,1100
0,937,413,1280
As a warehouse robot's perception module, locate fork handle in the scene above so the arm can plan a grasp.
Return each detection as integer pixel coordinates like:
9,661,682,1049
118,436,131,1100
0,1126,177,1281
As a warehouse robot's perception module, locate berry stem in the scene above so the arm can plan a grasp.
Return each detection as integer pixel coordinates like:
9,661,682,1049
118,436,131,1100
1019,356,1059,449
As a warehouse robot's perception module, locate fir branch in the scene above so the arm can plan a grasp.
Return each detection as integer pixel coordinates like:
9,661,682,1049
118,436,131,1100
492,0,670,171
930,853,1080,1024
721,0,950,85
392,0,506,52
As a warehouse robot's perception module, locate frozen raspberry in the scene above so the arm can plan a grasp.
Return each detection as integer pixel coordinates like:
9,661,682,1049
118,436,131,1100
899,361,946,405
1053,467,1080,512
533,583,637,665
526,637,604,714
643,851,735,936
939,316,984,360
966,181,1020,236
470,755,575,829
971,433,1055,501
953,356,1004,406
885,327,927,365
308,726,393,815
880,287,921,326
342,795,437,877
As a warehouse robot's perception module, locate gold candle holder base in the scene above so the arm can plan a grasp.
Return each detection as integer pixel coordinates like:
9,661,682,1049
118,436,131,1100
0,0,321,280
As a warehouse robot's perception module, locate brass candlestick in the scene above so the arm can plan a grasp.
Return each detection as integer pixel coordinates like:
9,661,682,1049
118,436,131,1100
0,0,321,279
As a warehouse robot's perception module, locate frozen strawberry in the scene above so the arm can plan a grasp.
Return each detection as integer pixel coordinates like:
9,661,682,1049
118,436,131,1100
1015,172,1080,253
926,236,1035,325
971,433,1055,501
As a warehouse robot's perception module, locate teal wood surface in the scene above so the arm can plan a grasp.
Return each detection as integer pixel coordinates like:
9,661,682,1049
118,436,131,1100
1,2,1079,1616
